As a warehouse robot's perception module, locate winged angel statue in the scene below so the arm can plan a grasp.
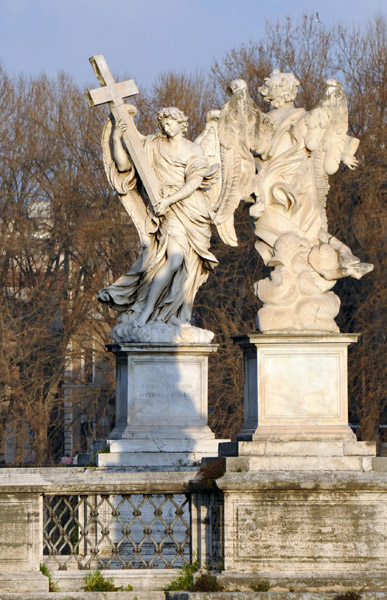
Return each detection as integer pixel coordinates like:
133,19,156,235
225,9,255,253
97,70,372,340
214,72,373,333
97,100,249,343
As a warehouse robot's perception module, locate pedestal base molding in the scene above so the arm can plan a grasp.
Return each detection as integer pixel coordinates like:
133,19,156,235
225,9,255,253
220,439,377,472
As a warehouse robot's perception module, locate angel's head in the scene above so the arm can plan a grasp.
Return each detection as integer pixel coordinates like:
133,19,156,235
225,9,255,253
259,71,300,109
157,107,188,137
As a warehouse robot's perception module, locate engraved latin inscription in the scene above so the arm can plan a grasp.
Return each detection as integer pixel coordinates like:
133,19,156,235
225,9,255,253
131,358,203,424
139,382,194,400
235,497,386,563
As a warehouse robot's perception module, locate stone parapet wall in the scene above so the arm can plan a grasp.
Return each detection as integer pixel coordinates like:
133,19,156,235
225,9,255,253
0,467,222,593
217,469,387,585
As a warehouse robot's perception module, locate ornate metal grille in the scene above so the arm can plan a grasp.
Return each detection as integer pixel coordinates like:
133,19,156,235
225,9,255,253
43,493,190,570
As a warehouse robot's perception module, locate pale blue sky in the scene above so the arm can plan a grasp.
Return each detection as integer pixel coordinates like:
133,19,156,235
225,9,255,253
0,0,385,90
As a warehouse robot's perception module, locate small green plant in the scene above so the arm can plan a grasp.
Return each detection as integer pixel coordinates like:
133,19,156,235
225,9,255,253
251,580,270,592
191,573,223,592
40,564,59,592
86,444,111,467
333,593,362,600
83,570,133,591
164,558,199,591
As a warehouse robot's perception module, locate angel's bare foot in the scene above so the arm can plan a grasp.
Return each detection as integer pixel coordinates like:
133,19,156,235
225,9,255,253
168,315,191,326
132,313,149,328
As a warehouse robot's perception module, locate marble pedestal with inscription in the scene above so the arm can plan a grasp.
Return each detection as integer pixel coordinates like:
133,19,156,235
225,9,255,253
97,342,227,470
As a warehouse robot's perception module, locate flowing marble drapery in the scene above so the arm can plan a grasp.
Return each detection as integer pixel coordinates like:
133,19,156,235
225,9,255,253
98,134,218,325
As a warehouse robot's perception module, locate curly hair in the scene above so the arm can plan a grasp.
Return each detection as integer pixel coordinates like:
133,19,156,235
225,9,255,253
259,71,300,108
157,107,189,134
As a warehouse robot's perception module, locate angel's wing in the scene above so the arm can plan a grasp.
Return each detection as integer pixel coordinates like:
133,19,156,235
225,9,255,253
194,109,237,247
216,81,257,210
195,109,222,206
304,79,350,175
102,110,154,248
208,80,267,246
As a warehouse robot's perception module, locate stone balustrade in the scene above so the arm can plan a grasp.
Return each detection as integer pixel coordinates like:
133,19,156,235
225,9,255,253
0,467,223,593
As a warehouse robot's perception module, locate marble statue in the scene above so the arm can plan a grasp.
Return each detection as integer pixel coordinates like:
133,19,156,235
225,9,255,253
88,56,372,339
87,55,243,343
98,105,220,343
218,72,373,333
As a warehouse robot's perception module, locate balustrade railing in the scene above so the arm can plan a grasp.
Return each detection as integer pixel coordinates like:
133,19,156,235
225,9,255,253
42,488,223,570
0,468,223,577
43,493,191,569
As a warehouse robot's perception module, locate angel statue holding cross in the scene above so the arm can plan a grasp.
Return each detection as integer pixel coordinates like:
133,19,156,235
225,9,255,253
87,55,250,343
98,105,219,342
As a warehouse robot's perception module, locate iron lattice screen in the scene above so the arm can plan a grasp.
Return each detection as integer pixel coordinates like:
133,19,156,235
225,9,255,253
43,493,190,570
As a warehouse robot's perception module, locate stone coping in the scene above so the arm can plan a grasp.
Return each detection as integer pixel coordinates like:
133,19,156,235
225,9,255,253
1,594,387,600
167,594,387,599
0,594,164,600
217,469,387,491
1,467,386,494
0,468,207,494
232,333,360,345
107,342,219,353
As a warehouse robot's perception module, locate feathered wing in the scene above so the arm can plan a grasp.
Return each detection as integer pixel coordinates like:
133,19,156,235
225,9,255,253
195,109,222,208
194,109,236,246
102,110,154,248
199,82,262,247
304,79,349,176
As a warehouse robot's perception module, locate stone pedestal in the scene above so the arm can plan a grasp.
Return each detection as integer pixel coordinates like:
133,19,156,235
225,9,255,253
233,333,358,441
98,342,227,470
217,332,387,590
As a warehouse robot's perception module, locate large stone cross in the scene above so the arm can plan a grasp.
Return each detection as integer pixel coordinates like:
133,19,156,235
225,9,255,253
86,54,159,207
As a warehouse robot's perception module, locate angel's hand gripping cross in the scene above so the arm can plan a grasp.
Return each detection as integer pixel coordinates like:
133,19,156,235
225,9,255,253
86,54,159,209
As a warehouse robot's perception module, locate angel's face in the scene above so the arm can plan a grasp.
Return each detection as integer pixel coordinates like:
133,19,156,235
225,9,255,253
161,118,181,138
267,81,288,104
259,72,299,108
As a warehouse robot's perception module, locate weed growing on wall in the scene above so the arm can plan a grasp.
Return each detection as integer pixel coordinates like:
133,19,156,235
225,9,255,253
164,558,199,591
40,564,59,592
83,570,133,591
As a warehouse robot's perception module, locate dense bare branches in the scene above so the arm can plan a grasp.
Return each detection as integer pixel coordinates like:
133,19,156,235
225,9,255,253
0,70,139,463
137,70,217,138
0,14,385,459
